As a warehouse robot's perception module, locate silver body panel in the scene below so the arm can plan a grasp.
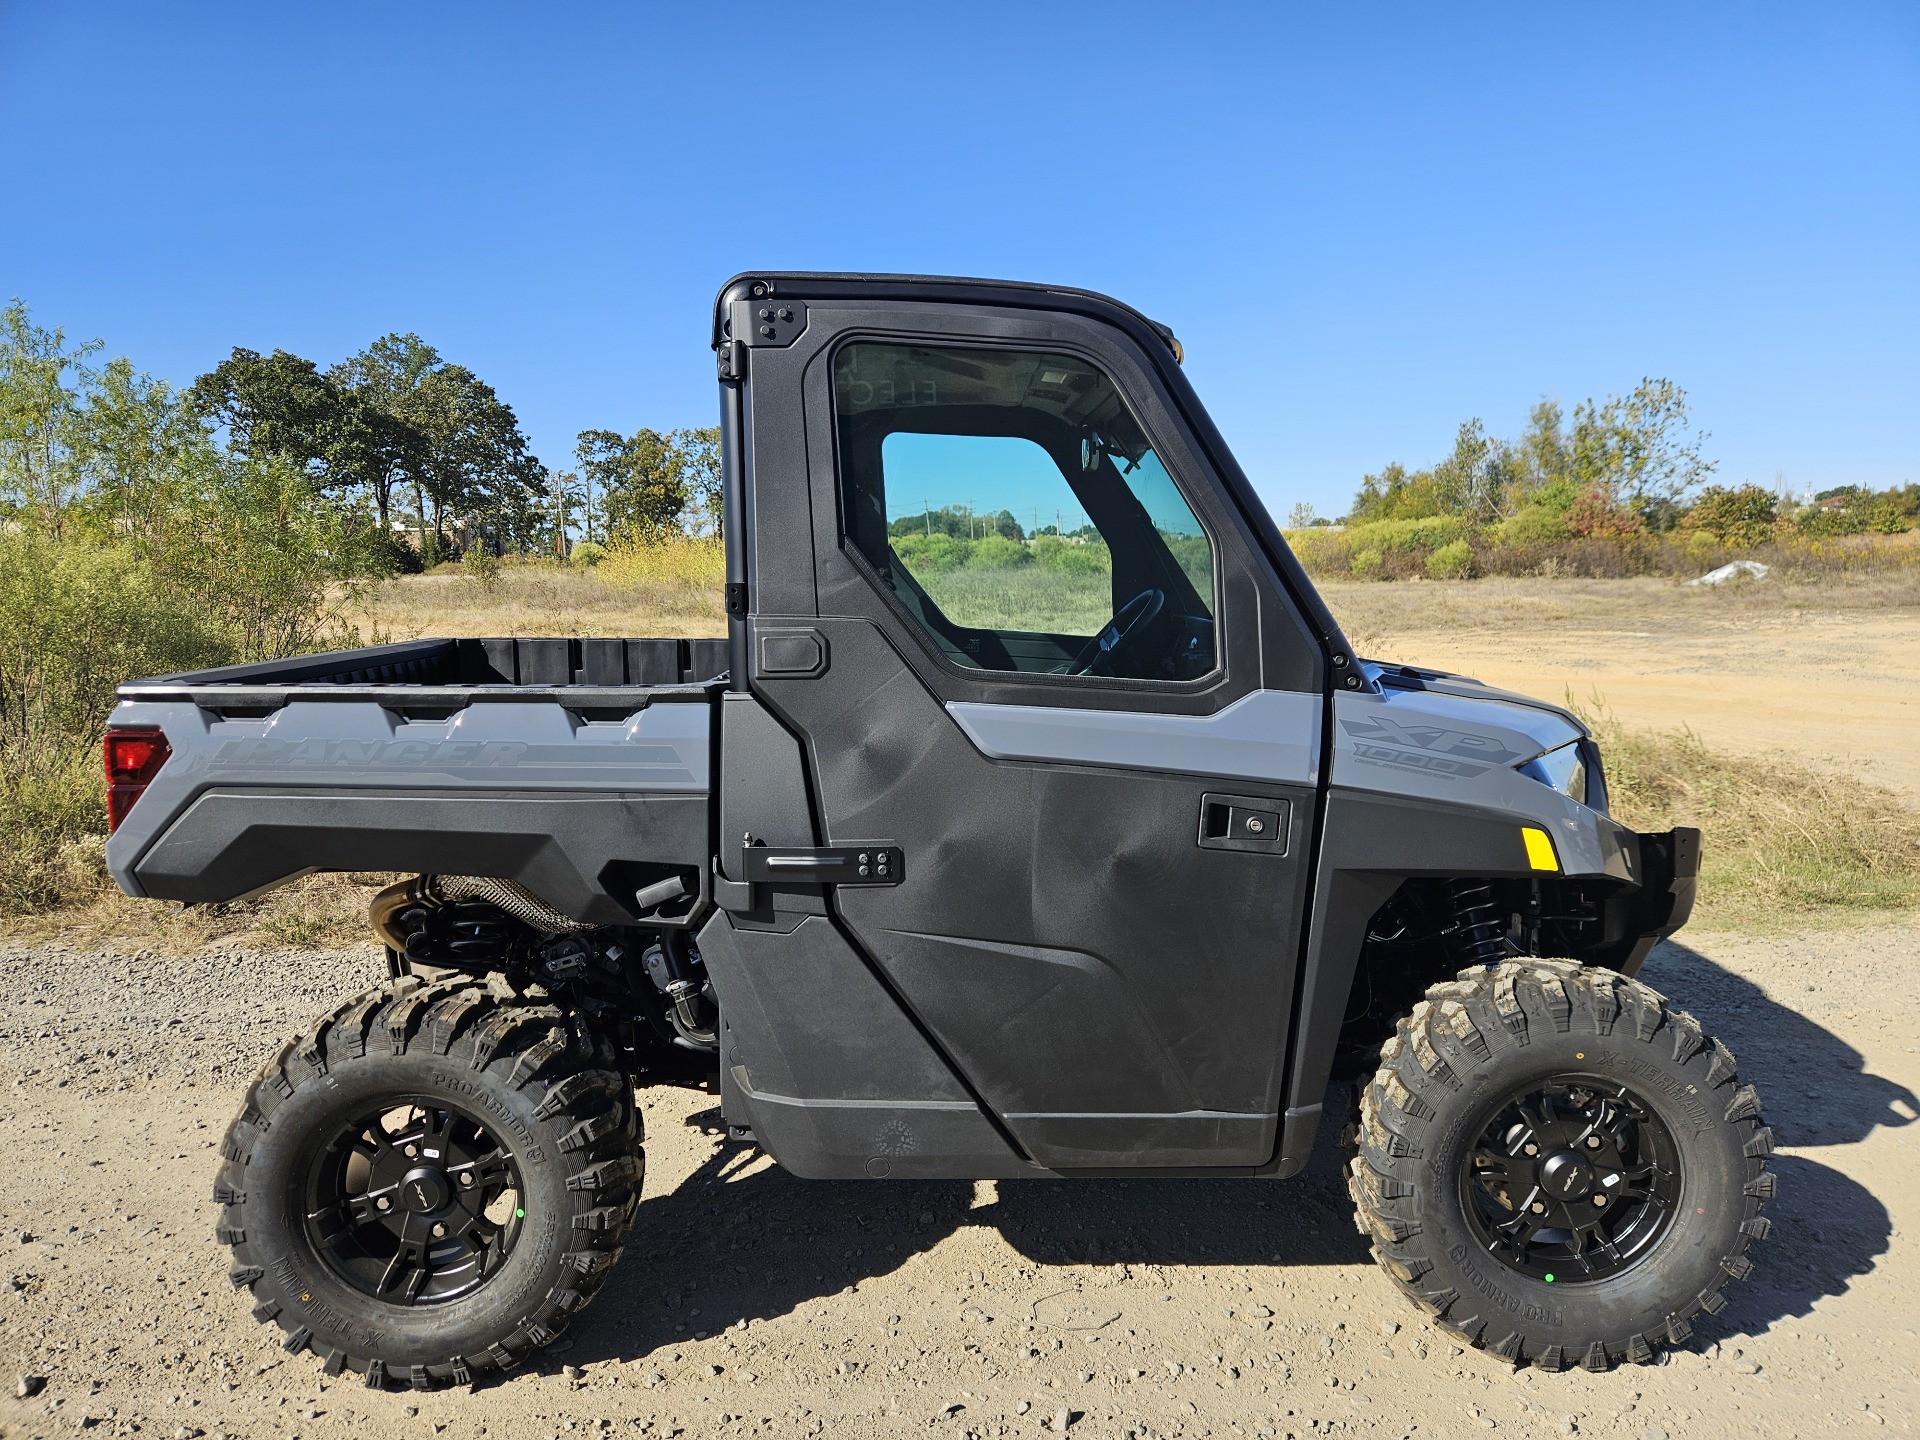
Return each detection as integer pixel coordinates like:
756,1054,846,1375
103,694,711,895
945,688,1321,787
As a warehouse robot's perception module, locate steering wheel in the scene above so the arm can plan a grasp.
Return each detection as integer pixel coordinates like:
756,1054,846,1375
1063,588,1166,676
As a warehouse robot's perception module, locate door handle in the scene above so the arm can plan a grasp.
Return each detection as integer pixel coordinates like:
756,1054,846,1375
1198,794,1291,855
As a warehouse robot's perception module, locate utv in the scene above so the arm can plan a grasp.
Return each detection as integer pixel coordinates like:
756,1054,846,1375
100,272,1769,1388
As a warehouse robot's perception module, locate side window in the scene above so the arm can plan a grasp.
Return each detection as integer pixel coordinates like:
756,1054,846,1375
834,342,1217,683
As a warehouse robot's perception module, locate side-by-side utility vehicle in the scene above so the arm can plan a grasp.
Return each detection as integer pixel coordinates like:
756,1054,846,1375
102,273,1770,1387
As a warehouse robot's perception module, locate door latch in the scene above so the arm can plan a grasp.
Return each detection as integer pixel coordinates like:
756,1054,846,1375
1198,794,1291,855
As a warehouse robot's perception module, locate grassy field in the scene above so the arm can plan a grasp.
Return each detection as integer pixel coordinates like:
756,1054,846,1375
349,543,729,639
908,563,1112,634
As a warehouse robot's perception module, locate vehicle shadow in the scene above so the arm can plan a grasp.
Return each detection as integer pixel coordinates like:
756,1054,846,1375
1642,938,1920,1148
1639,939,1906,1344
548,937,1908,1372
550,1098,1368,1373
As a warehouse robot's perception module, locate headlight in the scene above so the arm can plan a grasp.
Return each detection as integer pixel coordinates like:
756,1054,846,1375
1520,741,1588,804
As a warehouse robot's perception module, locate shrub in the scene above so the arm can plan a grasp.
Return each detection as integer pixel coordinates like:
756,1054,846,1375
568,540,607,568
595,534,726,589
0,531,231,746
1494,505,1571,547
368,530,424,574
1682,484,1778,548
1566,485,1641,538
0,744,115,916
461,546,501,590
1285,528,1351,575
965,535,1030,569
1426,539,1474,580
1039,540,1112,576
1343,516,1467,556
1351,547,1385,580
891,532,968,573
1028,534,1066,567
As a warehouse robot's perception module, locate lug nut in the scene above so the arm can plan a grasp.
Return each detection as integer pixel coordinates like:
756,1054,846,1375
459,1173,474,1187
376,1197,392,1212
1592,1195,1607,1207
1586,1136,1603,1149
404,1144,418,1158
431,1223,447,1238
1531,1202,1546,1214
1524,1144,1539,1157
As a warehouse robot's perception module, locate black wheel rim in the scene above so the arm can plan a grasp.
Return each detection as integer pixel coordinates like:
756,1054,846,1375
1459,1075,1682,1285
303,1098,525,1306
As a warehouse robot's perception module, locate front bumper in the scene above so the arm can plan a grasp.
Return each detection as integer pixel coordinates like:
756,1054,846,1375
1612,825,1702,975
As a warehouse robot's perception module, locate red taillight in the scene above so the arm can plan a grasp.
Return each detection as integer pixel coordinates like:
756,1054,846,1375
104,727,171,832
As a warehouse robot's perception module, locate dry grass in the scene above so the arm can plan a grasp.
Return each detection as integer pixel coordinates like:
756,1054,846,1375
4,859,391,952
1319,567,1920,658
348,543,727,641
1581,701,1920,926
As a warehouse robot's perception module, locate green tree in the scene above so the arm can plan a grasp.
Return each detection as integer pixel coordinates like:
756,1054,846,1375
1515,399,1570,492
1428,419,1520,524
404,360,544,555
0,300,103,536
326,334,441,538
576,427,687,540
190,348,343,478
75,358,209,541
1351,462,1445,521
1566,379,1715,529
677,427,723,539
1350,380,1713,533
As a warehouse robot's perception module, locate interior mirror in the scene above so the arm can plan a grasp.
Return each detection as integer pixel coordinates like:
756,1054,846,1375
1080,433,1104,474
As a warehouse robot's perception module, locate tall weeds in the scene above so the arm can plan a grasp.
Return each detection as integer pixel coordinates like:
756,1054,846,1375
1581,702,1920,922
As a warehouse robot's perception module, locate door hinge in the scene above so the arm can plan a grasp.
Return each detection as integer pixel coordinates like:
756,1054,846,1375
725,582,749,618
729,298,808,347
739,845,903,886
717,340,748,381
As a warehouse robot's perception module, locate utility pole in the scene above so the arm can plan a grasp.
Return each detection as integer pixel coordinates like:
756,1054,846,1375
551,470,568,559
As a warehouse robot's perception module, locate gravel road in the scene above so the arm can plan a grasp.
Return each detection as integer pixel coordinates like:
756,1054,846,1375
2,923,1915,1439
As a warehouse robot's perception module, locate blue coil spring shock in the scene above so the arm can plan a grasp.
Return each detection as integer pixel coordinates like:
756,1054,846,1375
1448,880,1509,966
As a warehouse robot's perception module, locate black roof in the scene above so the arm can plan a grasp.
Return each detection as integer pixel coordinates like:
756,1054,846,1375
710,271,1182,362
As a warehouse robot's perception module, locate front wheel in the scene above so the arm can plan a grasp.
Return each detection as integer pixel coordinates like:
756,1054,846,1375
1348,958,1774,1372
215,979,642,1388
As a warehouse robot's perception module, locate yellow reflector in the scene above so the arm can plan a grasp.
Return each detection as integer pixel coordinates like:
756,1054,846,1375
1522,826,1560,872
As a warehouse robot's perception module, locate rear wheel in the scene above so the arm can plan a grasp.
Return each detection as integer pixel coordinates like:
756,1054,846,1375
215,978,642,1388
1348,958,1774,1371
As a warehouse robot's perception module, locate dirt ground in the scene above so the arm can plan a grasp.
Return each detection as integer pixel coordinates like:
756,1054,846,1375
4,572,1916,1439
1321,575,1920,800
1,921,1915,1440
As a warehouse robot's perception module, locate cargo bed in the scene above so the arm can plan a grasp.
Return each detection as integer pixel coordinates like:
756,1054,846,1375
103,638,727,925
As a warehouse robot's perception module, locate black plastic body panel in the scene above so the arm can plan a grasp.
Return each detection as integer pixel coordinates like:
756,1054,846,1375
125,636,731,696
133,789,708,925
698,911,1035,1179
1266,798,1696,1179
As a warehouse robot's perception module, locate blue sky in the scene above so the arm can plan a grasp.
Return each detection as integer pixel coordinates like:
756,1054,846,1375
3,3,1914,519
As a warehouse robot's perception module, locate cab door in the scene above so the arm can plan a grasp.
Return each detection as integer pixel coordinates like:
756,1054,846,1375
742,292,1327,1170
